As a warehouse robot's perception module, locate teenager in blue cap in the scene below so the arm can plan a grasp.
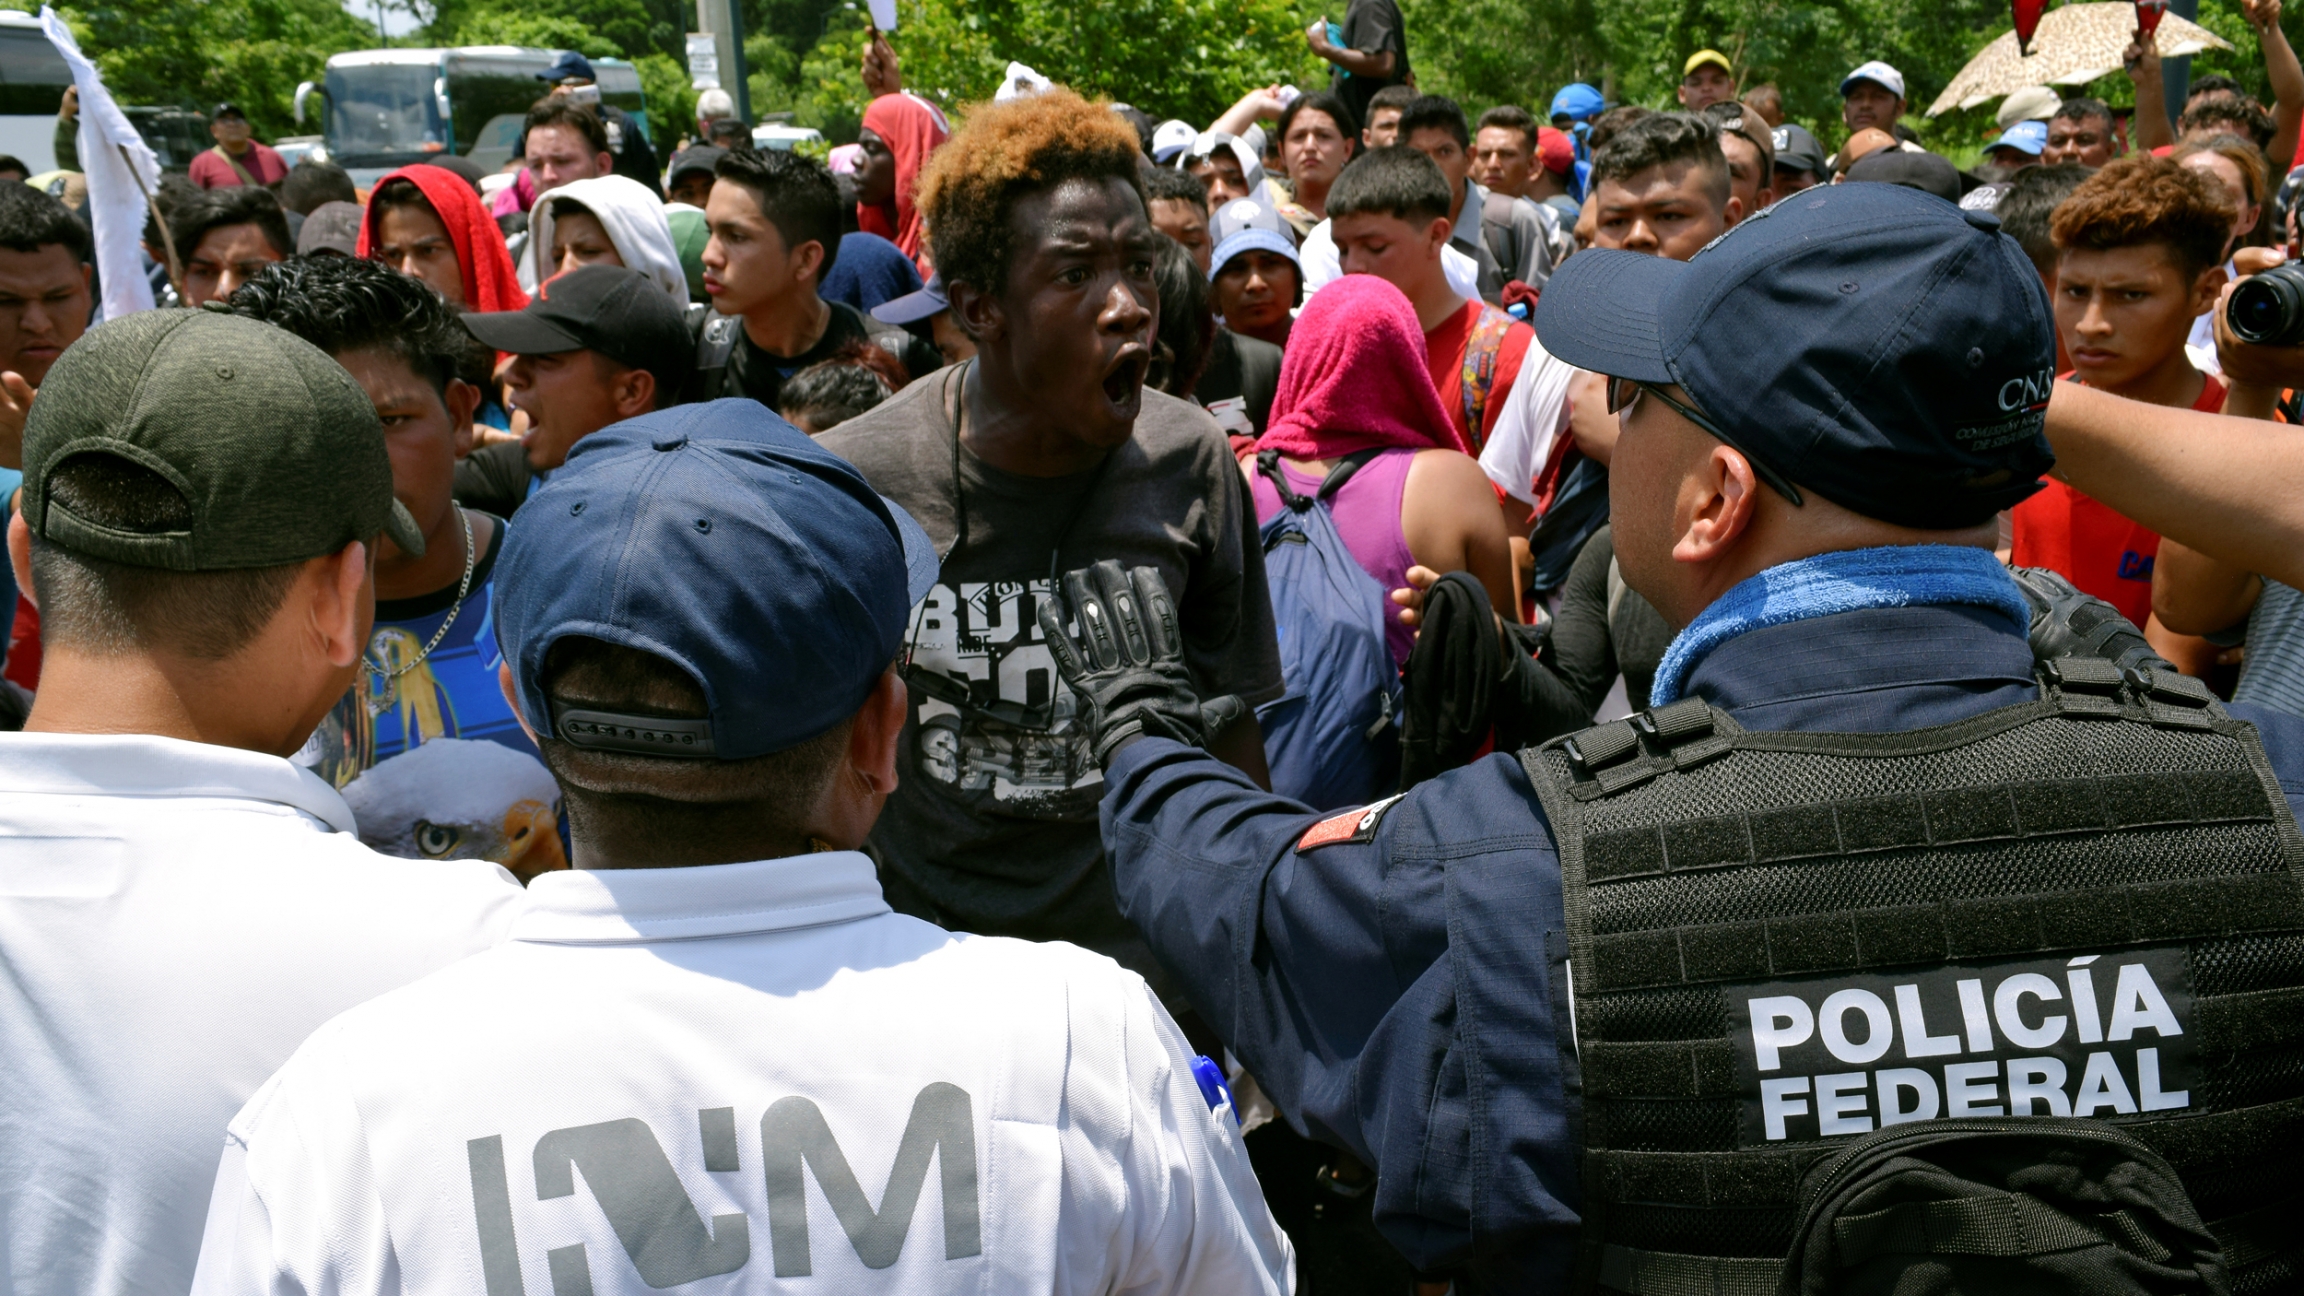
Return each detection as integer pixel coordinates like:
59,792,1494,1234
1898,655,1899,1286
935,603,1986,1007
1038,182,2304,1290
1547,83,1605,200
192,398,1295,1295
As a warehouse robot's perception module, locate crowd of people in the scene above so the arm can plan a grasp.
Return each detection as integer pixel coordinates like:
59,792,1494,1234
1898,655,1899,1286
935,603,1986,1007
10,2,2304,1292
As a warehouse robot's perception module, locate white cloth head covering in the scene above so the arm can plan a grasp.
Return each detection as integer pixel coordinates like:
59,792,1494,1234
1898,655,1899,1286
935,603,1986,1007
994,61,1053,103
519,174,688,307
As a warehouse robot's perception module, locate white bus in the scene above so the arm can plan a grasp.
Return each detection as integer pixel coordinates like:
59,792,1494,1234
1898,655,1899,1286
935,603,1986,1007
0,11,72,174
299,47,649,188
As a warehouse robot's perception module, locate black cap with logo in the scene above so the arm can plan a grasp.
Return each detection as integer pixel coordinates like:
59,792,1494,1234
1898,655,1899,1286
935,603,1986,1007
460,264,692,403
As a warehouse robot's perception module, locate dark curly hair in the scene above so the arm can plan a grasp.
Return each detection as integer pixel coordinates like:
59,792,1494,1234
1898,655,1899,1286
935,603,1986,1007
225,254,477,396
1590,111,1728,207
917,89,1145,296
2051,152,2237,278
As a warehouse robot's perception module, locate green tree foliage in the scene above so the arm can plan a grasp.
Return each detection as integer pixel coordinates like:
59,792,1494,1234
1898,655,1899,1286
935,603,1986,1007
758,0,1323,142
59,0,376,141
1402,0,2299,158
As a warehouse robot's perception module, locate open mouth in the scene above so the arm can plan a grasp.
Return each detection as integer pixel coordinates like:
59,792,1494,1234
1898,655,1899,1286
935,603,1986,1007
1101,344,1150,408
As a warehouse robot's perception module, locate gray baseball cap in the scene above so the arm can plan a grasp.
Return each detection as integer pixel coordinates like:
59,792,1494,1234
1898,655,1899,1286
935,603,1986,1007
21,309,422,570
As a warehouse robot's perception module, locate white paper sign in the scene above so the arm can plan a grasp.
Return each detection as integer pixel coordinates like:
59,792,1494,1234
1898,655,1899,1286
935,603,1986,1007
867,0,897,31
685,32,720,88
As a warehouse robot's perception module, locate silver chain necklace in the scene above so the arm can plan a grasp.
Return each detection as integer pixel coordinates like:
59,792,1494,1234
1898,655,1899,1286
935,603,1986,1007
364,507,476,680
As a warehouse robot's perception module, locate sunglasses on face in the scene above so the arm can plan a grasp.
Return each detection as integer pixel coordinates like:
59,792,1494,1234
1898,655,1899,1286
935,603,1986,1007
1604,376,1806,506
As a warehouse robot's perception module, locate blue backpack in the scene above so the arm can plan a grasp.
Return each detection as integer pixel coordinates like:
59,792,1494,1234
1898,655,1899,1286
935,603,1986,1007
1253,449,1403,811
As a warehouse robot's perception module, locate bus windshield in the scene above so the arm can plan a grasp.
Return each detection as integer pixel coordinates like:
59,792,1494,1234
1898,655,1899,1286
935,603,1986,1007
324,63,447,161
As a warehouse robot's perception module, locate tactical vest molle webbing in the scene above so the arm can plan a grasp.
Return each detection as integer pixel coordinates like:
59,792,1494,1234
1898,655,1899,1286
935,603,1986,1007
1521,657,2304,1296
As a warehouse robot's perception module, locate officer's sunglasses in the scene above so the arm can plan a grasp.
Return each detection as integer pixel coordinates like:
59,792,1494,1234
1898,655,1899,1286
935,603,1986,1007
1604,376,1805,506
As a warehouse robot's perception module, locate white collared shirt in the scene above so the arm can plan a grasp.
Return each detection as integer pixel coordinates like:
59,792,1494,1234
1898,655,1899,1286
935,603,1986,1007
0,732,522,1296
192,855,1294,1296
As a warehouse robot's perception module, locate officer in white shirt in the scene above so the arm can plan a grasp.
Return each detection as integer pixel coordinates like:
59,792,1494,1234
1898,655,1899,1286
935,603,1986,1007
0,310,524,1296
191,399,1294,1296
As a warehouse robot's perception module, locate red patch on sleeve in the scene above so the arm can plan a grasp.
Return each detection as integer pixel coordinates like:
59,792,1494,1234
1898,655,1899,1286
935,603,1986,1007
1295,794,1405,852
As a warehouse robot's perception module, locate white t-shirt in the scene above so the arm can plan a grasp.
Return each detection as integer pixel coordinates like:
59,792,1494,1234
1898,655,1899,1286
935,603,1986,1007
1473,328,1580,511
191,855,1294,1296
0,732,522,1296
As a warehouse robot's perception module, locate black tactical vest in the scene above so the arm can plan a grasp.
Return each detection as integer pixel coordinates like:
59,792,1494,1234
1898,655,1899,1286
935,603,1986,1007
1521,657,2304,1295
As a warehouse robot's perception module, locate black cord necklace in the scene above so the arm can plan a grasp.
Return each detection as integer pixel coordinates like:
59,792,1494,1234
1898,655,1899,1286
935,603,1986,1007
902,361,1117,732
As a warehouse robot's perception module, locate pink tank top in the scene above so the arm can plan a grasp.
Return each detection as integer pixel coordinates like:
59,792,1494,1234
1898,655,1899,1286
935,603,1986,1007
1249,447,1420,667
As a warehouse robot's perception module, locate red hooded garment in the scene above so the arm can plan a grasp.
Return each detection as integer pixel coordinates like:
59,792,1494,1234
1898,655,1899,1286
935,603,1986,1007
857,93,949,275
1257,276,1471,461
357,164,529,313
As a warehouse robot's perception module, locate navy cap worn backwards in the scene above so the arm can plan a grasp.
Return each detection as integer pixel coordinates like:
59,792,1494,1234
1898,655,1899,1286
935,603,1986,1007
1532,182,2056,530
493,399,938,760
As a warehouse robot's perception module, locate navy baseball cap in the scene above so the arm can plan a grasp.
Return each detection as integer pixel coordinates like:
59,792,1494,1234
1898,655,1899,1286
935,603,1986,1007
1532,182,2055,530
539,51,596,83
493,399,938,760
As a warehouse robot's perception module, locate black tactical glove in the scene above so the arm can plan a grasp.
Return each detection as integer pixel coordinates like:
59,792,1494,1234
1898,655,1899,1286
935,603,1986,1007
1038,560,1247,765
2009,565,2173,676
1396,572,1599,791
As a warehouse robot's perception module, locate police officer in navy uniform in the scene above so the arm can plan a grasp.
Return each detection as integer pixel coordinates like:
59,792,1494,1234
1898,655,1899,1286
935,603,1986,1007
1037,183,2304,1292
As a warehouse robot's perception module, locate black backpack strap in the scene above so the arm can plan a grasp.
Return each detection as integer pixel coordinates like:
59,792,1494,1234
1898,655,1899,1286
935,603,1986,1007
1479,188,1526,280
1259,447,1381,512
691,311,741,403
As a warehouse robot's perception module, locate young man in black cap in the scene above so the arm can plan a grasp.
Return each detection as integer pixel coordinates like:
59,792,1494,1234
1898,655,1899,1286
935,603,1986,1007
1042,181,2304,1291
815,89,1281,1003
0,310,520,1296
453,263,691,520
229,256,566,880
190,399,1293,1296
665,143,724,210
190,101,287,189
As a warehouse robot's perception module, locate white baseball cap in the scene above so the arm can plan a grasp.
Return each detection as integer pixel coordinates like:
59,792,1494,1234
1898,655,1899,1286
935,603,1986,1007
1151,119,1195,163
1839,60,1906,100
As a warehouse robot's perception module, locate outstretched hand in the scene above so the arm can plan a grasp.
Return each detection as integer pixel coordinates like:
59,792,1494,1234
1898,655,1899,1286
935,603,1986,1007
1038,560,1246,765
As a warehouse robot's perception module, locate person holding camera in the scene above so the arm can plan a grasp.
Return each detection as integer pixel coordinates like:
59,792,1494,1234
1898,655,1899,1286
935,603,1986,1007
2155,230,2304,719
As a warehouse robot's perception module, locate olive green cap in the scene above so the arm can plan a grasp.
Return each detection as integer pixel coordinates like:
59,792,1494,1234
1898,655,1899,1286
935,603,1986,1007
21,309,423,570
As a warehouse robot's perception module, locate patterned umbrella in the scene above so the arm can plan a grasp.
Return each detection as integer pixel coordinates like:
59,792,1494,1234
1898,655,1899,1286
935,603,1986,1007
1927,1,2231,115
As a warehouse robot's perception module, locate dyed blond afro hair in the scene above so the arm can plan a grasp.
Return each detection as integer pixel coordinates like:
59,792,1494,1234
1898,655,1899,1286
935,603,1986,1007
917,88,1145,296
2051,152,2238,279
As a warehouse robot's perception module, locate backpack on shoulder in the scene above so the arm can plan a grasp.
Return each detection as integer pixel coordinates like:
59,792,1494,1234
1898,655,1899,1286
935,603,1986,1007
1253,449,1402,811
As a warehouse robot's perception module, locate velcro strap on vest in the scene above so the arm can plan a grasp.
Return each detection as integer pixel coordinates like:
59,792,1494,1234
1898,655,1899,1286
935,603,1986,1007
1584,872,2304,992
1592,1147,1813,1207
1597,1244,1780,1295
1832,1194,2160,1266
2205,1191,2304,1268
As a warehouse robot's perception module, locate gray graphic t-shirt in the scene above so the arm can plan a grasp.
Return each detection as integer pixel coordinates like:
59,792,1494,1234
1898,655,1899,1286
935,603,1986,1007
819,366,1282,990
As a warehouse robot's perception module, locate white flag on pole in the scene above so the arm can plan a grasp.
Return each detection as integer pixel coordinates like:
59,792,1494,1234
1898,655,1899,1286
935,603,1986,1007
40,6,158,321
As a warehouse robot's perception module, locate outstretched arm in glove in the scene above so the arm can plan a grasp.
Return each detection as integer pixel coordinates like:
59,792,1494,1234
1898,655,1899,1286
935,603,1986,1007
1038,560,1269,786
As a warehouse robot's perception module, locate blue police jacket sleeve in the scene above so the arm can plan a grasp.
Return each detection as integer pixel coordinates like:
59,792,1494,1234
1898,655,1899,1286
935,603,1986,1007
1102,738,1583,1279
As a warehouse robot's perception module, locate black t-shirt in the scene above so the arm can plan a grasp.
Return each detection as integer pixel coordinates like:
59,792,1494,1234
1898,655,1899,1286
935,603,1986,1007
1549,524,1671,715
451,441,537,523
816,364,1283,994
1193,329,1283,438
722,301,875,411
1334,0,1410,126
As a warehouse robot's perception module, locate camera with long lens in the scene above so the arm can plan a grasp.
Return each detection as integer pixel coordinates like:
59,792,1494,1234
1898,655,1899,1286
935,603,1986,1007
2226,262,2304,346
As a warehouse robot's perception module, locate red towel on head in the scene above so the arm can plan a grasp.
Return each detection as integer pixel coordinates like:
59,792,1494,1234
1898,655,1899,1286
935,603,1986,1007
359,165,530,314
1258,275,1469,460
858,93,949,274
